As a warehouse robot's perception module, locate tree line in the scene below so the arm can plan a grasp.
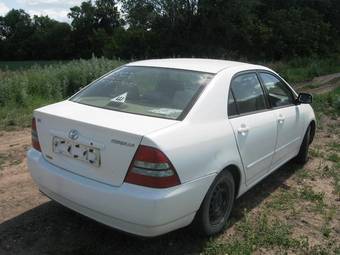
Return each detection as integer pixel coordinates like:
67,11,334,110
0,0,339,61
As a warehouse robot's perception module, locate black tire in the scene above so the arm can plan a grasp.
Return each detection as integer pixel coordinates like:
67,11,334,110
194,171,235,236
295,126,311,164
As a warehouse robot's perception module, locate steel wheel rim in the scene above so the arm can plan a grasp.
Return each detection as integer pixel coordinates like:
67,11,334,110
208,181,229,225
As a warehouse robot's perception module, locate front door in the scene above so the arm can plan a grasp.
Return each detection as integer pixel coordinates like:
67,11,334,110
259,72,302,170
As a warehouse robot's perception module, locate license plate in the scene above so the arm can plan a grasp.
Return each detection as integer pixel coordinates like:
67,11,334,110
52,136,101,167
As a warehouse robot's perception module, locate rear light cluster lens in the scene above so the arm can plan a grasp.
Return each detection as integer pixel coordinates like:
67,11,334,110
125,145,181,188
31,118,41,152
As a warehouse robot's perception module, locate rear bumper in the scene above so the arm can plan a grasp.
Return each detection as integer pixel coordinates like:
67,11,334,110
27,149,215,237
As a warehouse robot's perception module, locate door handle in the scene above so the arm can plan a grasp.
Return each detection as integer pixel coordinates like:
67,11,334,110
237,125,249,135
277,115,285,123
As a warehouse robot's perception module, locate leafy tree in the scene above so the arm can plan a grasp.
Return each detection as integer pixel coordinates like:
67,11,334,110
264,7,332,59
30,16,72,59
0,0,340,60
95,0,121,34
120,0,157,31
68,1,97,58
0,9,34,60
68,0,121,58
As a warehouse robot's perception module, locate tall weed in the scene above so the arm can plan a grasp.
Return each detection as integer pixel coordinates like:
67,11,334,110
0,57,123,107
0,57,124,129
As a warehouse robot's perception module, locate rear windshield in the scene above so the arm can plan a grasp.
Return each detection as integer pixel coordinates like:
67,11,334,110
71,66,214,120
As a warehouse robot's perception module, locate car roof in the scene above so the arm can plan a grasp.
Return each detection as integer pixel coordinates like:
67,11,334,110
127,58,265,74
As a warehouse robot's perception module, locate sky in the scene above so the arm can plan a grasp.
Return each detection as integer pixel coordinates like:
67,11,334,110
0,0,84,22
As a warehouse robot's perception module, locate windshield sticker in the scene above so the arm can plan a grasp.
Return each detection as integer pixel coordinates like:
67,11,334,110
148,108,182,116
110,92,127,103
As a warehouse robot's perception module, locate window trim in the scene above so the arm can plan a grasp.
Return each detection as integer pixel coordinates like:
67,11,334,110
227,69,298,119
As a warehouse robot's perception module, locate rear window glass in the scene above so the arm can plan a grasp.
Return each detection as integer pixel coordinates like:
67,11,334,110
71,66,214,120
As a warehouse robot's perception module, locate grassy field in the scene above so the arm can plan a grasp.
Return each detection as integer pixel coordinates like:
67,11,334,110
266,56,340,83
0,58,339,254
0,60,69,71
0,58,124,130
202,96,340,254
0,88,338,255
0,56,340,130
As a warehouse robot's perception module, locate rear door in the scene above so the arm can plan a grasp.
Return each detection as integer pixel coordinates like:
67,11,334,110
259,72,302,169
228,72,277,185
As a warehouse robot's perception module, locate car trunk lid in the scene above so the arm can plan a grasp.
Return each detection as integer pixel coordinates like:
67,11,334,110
34,100,178,186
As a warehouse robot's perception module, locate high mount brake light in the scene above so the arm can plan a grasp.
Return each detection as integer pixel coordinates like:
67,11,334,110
125,145,181,188
31,118,41,152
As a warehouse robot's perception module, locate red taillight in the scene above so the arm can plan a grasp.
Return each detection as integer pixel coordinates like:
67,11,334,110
31,118,41,152
124,145,181,188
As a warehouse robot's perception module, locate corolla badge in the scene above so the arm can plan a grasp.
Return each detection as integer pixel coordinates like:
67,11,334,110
68,129,79,140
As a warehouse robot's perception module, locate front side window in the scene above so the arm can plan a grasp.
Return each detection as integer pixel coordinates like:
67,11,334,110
230,73,267,115
260,73,294,107
71,66,214,120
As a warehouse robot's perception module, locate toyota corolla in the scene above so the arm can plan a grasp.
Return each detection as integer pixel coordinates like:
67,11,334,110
27,59,315,237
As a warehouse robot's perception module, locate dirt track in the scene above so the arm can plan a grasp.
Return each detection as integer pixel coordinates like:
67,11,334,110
0,77,339,254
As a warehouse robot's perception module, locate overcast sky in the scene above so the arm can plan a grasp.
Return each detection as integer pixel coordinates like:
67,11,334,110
0,0,84,22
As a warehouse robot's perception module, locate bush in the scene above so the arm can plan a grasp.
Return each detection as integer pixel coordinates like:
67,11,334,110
0,57,124,129
0,57,124,107
313,87,340,116
266,56,340,83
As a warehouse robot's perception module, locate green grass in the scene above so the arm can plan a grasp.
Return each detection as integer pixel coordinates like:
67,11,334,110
0,57,124,129
299,186,325,213
1,57,338,254
330,164,340,196
298,186,324,202
328,142,340,152
320,207,336,238
266,188,297,211
312,87,340,117
203,211,306,255
298,187,326,212
333,164,340,195
0,97,56,130
4,56,340,82
328,153,340,162
267,56,340,83
0,60,69,71
320,163,340,196
0,57,339,130
266,185,325,213
310,147,324,158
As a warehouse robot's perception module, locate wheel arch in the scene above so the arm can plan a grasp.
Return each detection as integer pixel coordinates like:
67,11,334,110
220,164,242,198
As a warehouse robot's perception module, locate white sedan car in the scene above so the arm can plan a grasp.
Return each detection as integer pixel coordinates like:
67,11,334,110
27,59,316,237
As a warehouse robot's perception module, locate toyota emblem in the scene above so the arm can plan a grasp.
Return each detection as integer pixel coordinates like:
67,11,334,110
68,129,79,140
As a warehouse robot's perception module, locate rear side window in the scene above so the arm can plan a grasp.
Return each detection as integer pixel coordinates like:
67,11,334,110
228,91,238,116
230,73,266,115
260,73,294,107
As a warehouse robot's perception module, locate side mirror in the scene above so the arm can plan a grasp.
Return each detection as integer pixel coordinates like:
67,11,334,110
296,93,313,104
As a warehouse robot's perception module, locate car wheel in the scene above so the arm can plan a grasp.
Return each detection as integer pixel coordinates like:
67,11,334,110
194,170,235,236
295,125,311,164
